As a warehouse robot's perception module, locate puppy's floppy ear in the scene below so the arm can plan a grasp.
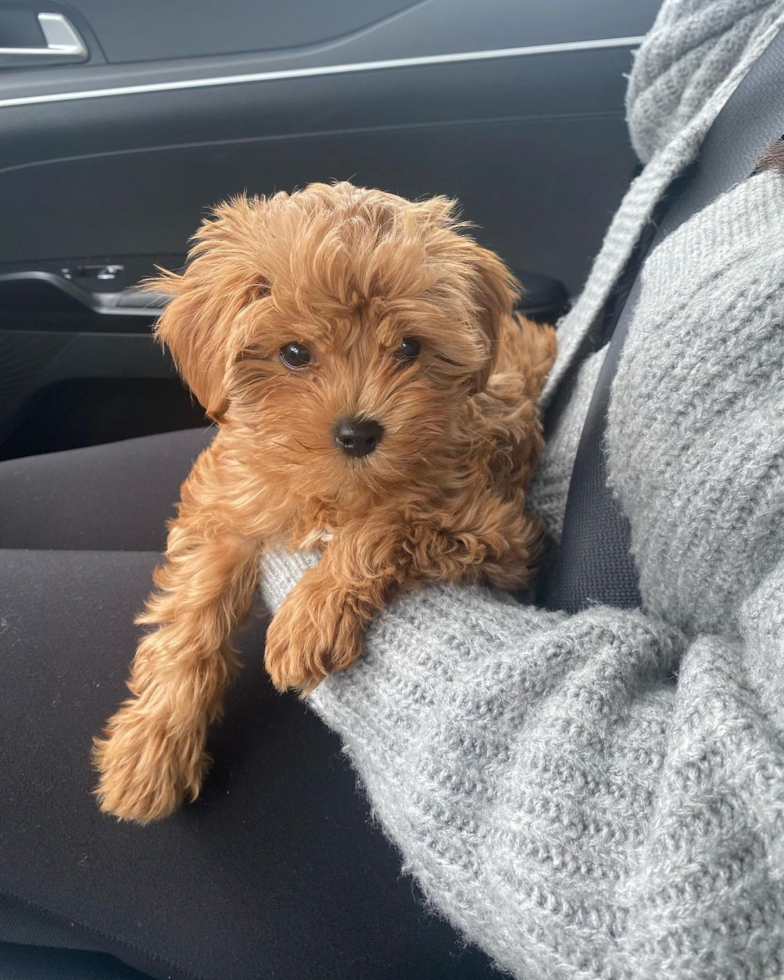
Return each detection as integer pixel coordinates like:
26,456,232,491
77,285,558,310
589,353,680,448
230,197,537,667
468,246,519,393
147,195,269,420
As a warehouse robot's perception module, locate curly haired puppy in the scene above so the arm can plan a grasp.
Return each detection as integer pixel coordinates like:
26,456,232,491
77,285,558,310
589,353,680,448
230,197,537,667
93,182,557,823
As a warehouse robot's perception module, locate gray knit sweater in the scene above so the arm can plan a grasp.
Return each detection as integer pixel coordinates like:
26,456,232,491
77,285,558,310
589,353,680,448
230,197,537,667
260,3,784,977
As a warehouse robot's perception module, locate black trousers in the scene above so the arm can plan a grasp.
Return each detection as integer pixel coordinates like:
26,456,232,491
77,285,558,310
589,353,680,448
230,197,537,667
0,430,502,980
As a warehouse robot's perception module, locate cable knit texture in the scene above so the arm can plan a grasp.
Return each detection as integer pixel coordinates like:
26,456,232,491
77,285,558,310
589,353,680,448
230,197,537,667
626,0,784,162
608,172,784,638
259,6,784,978
542,0,784,409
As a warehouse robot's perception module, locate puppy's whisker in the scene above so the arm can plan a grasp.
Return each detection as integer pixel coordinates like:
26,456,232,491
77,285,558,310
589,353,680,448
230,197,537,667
290,438,327,455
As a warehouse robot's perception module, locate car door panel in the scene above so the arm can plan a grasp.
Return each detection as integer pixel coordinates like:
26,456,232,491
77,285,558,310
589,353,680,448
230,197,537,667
0,0,661,459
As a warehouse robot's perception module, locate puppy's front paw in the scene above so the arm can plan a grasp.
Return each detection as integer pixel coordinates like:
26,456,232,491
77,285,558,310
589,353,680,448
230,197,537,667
264,583,364,693
93,701,209,824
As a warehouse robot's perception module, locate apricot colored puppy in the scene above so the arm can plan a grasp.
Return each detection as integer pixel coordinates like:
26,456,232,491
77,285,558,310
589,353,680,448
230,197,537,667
93,182,556,823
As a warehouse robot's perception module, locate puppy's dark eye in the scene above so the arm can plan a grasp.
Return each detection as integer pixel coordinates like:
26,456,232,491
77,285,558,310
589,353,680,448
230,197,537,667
393,337,421,363
280,342,312,370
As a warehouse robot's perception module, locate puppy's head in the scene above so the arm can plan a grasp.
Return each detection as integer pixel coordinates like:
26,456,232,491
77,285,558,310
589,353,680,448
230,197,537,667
152,182,518,502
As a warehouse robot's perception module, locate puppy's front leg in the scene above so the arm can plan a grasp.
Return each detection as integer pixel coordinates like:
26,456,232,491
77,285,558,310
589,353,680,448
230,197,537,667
264,494,543,694
265,521,403,693
94,486,260,823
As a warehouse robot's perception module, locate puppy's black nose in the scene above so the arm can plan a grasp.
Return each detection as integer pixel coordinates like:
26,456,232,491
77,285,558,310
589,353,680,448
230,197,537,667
334,418,384,458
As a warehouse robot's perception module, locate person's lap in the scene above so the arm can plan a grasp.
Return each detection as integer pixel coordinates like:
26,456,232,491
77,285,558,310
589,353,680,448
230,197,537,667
0,427,214,552
0,430,501,980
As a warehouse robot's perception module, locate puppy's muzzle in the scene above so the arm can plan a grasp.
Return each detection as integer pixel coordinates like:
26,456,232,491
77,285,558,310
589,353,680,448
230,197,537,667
334,418,384,458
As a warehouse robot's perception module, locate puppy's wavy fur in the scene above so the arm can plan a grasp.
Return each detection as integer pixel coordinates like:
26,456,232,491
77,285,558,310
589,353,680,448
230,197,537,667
93,182,557,823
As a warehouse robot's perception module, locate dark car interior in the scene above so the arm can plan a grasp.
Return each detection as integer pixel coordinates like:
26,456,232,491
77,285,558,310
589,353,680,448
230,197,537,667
0,2,665,977
0,0,661,464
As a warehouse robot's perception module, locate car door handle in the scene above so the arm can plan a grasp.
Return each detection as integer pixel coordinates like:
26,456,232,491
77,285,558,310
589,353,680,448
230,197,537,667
0,12,88,68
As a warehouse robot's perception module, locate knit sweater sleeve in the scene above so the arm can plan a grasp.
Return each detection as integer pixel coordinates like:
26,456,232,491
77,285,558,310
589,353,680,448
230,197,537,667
616,558,784,977
258,551,784,979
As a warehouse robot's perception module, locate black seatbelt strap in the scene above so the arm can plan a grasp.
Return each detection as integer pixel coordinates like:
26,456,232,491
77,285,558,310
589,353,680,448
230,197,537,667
544,25,784,614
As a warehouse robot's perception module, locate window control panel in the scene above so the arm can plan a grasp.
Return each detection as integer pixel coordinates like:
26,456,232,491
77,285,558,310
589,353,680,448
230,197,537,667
0,255,183,295
59,263,125,283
